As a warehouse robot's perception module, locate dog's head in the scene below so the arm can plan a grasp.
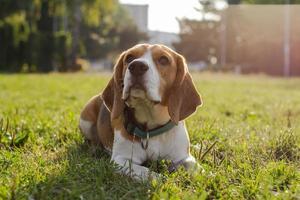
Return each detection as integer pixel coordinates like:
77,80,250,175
102,44,202,124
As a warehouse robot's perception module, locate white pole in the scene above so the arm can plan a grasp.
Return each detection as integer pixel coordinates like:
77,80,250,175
220,9,227,66
283,0,290,77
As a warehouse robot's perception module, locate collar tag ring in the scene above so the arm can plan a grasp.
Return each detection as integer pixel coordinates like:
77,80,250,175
141,132,149,150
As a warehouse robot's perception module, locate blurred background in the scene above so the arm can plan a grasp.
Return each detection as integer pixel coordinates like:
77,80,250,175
0,0,299,76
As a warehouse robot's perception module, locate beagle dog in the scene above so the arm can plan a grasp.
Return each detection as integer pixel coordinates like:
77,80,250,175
79,44,202,180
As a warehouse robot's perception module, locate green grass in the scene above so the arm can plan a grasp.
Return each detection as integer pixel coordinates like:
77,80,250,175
0,73,299,199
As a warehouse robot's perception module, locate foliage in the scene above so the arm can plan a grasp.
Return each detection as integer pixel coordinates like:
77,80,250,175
0,0,146,72
80,5,148,60
196,0,221,18
0,73,299,199
174,19,220,63
174,0,221,64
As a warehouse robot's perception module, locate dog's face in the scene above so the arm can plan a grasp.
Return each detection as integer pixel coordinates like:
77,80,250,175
102,44,202,124
122,44,178,105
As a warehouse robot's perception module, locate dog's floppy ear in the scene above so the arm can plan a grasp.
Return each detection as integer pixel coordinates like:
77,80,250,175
168,54,202,124
102,52,126,120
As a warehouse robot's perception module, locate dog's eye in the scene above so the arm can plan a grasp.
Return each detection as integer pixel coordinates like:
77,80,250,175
125,54,135,64
158,56,169,66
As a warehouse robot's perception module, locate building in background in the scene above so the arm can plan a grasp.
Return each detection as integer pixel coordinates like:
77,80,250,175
219,5,300,76
122,4,148,32
122,3,179,49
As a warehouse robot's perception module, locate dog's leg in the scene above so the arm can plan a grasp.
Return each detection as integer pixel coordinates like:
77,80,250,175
112,156,159,181
111,131,159,181
79,95,103,146
79,118,101,147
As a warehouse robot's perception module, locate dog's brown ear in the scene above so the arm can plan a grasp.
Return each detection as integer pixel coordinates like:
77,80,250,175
168,54,202,124
102,52,126,120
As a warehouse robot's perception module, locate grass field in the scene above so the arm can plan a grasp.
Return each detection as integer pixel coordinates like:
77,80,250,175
0,73,299,199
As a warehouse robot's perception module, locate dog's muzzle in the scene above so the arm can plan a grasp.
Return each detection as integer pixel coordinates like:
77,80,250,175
123,60,161,104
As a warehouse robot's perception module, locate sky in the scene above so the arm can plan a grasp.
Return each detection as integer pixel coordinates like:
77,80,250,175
119,0,201,33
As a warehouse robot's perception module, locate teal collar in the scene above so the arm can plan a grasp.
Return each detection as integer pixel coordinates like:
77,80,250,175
126,120,176,139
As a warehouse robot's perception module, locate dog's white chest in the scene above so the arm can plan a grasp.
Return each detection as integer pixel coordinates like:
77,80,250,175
144,134,170,160
111,121,190,164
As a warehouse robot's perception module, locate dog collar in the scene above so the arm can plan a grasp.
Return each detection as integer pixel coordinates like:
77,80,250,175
126,120,176,139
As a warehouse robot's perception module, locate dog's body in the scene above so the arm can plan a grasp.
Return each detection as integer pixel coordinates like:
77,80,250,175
79,44,202,180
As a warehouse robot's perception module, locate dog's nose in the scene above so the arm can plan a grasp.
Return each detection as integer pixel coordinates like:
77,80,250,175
128,61,149,76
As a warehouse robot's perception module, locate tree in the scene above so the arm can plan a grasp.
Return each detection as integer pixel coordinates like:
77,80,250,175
174,0,221,64
174,19,220,63
0,0,146,72
37,1,55,72
80,3,147,60
195,0,221,20
64,0,116,70
0,0,40,71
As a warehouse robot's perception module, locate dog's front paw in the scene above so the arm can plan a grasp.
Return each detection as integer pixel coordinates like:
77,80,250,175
131,170,163,182
188,161,205,177
177,156,205,176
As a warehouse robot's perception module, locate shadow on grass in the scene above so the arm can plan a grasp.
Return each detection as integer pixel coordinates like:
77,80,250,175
28,143,151,200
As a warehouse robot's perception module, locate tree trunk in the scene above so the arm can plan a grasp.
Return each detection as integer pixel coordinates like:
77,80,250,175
69,0,82,71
